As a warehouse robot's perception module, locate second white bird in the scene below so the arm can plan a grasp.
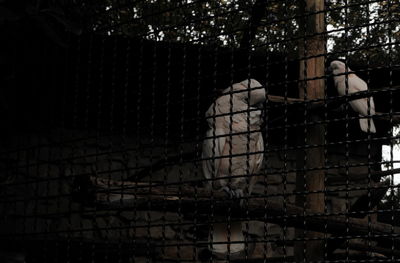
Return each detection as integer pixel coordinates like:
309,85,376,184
330,60,376,133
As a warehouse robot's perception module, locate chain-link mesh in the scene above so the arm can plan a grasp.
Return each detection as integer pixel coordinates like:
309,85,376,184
0,0,399,262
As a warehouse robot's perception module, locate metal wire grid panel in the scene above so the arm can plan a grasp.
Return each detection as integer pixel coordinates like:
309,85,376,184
0,0,399,262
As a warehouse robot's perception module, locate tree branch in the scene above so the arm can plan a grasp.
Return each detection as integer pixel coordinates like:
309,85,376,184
240,0,269,50
73,176,400,245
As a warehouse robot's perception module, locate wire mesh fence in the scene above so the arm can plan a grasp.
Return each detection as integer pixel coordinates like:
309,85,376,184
0,0,400,262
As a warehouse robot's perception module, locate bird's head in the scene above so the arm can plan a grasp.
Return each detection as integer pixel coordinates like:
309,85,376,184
239,79,266,107
328,60,351,75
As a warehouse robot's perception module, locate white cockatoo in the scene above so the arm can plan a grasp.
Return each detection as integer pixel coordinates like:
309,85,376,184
202,79,265,257
330,60,376,133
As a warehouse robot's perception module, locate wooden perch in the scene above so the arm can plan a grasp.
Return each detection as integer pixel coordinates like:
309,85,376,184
325,180,390,256
125,152,197,181
267,95,305,103
327,168,400,184
347,182,390,218
73,176,400,246
275,239,400,258
375,112,400,123
341,240,400,258
268,90,400,124
259,92,375,106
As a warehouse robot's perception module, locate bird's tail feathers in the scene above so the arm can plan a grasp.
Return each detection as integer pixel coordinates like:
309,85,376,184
359,116,376,133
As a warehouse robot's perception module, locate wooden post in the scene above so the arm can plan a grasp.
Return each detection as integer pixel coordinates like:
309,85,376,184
296,0,326,261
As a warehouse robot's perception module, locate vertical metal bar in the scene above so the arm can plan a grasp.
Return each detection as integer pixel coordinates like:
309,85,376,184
58,31,71,263
344,1,350,260
119,35,131,263
178,12,187,262
323,1,329,261
193,38,201,263
208,30,219,263
365,2,373,256
94,36,106,263
282,1,289,260
161,32,172,263
387,0,395,260
227,24,234,263
245,11,252,260
106,35,118,262
295,1,308,260
42,31,50,263
147,29,157,263
84,33,94,263
67,34,82,263
133,36,144,262
263,9,271,261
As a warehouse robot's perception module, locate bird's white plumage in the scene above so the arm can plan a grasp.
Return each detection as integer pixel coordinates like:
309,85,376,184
202,79,265,255
330,60,376,133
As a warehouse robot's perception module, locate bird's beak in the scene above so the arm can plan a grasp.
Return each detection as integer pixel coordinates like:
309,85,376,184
327,66,333,72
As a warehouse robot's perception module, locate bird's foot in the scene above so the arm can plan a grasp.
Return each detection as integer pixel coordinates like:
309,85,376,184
222,187,245,207
222,186,243,199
